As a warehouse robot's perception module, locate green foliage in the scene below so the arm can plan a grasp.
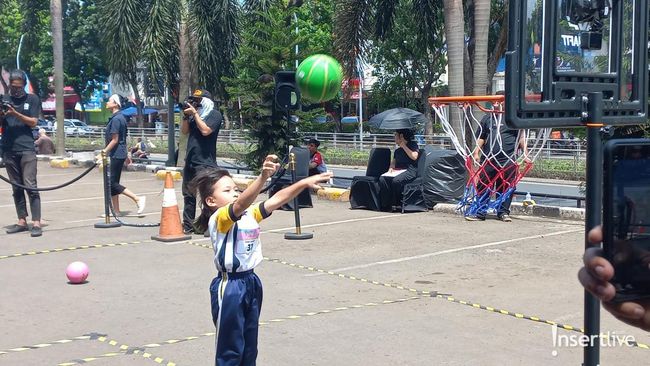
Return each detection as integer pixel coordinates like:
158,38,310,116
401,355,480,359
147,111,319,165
225,1,335,171
224,5,297,171
0,0,108,99
368,0,446,132
0,0,51,94
63,0,110,101
98,0,145,87
142,0,181,90
189,0,240,98
295,0,335,56
0,0,23,69
530,158,586,181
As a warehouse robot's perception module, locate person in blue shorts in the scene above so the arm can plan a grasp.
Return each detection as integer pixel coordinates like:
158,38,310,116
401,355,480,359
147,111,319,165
191,155,332,365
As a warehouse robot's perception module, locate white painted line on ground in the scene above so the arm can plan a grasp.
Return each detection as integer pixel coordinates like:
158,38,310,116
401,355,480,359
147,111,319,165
306,228,583,276
65,211,161,223
0,178,153,192
32,172,81,177
266,214,404,233
188,213,405,244
0,190,176,208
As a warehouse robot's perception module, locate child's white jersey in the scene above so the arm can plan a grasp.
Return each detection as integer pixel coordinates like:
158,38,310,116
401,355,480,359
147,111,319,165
208,202,271,273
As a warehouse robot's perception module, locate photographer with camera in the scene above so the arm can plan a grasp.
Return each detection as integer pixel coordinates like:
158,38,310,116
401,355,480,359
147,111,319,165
180,89,223,234
0,70,43,237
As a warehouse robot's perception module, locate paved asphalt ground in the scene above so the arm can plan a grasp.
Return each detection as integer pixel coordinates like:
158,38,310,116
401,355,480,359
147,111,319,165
1,162,648,365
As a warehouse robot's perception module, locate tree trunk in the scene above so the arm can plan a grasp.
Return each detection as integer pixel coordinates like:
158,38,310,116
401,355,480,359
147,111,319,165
463,46,473,95
179,14,192,100
130,80,144,131
177,9,191,167
222,108,231,130
443,0,465,143
472,0,491,96
0,67,8,92
51,0,65,156
421,85,434,136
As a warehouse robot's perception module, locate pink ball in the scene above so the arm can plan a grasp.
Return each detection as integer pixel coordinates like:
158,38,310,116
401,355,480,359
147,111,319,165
66,261,89,284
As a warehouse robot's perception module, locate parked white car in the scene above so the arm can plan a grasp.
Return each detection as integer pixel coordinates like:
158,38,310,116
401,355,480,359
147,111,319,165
68,119,93,136
52,119,93,136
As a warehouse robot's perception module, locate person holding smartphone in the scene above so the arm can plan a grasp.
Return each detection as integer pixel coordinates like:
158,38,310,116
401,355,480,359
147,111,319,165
579,226,650,331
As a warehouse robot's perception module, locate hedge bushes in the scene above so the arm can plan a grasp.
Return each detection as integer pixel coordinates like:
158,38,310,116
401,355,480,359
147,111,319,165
63,137,585,180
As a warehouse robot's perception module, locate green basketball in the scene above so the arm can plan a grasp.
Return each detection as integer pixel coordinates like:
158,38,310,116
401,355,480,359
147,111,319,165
296,54,343,102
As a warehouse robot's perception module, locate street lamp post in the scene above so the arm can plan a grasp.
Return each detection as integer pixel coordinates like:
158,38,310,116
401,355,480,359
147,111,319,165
357,59,363,146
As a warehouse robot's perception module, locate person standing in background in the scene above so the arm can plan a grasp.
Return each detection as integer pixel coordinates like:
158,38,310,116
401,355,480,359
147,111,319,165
101,94,146,215
180,89,223,234
0,70,43,237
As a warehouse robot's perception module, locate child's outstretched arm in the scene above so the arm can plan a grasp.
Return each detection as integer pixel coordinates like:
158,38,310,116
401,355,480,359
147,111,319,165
264,172,333,213
232,155,280,217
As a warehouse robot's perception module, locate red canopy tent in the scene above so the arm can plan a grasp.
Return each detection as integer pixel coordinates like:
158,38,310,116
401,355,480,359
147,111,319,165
42,86,80,118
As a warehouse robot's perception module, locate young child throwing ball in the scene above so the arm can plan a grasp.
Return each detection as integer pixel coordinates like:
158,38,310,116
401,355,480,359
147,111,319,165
191,155,332,366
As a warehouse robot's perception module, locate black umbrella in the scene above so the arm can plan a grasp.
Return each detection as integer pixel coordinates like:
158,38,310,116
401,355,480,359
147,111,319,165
368,108,427,130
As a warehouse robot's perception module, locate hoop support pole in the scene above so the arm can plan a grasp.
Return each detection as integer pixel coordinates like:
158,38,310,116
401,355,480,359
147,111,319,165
95,151,121,229
284,152,313,240
583,92,603,366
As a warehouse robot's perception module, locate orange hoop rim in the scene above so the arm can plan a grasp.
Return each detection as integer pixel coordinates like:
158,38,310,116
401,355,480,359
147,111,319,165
428,95,505,104
428,95,505,113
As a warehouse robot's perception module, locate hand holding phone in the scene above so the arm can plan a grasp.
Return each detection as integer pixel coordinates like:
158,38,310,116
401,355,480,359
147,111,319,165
603,139,650,302
579,226,650,332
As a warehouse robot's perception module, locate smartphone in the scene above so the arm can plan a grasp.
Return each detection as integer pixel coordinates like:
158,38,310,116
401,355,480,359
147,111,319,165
603,139,650,302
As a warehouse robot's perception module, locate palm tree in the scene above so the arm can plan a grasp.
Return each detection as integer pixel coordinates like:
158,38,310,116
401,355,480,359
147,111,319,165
472,0,490,96
98,0,245,164
142,0,180,91
442,0,465,139
98,0,146,127
188,0,240,97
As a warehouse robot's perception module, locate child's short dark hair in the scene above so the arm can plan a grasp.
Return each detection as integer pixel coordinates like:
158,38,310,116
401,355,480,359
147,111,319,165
307,138,320,147
190,168,232,233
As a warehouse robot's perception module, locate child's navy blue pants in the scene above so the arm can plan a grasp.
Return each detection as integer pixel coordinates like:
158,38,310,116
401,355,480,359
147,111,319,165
210,270,263,366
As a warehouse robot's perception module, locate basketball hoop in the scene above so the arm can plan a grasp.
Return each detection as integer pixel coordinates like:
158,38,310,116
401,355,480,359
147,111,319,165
429,95,551,217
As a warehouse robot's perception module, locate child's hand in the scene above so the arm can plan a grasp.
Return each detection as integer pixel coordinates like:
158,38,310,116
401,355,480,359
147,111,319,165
302,172,333,190
261,155,280,179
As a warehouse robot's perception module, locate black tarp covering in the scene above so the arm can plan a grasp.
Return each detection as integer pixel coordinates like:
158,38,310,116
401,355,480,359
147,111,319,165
419,146,467,207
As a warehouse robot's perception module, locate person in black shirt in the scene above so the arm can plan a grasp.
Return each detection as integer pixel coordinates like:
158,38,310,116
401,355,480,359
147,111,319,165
101,94,146,215
180,89,223,234
466,113,529,222
0,70,43,237
379,129,420,212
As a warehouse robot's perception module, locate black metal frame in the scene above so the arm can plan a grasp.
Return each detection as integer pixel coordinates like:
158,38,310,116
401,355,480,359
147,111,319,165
505,0,648,128
505,2,649,365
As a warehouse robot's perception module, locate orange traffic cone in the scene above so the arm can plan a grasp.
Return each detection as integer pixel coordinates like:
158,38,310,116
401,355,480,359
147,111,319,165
151,171,192,242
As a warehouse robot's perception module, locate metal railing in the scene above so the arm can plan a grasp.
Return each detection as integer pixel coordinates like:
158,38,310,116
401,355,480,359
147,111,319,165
52,128,588,161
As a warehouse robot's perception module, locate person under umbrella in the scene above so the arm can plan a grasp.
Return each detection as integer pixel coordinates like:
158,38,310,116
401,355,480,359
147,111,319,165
378,129,420,212
368,108,427,130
